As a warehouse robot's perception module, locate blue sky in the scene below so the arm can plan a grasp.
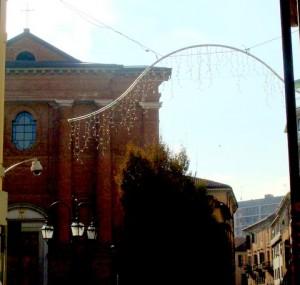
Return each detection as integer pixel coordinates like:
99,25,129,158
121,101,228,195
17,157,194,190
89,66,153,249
6,0,300,200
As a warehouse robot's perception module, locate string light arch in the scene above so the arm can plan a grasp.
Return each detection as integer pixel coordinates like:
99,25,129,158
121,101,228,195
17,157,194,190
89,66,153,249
67,43,297,160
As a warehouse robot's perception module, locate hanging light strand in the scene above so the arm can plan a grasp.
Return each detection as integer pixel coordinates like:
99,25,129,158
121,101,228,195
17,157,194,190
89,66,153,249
68,44,295,160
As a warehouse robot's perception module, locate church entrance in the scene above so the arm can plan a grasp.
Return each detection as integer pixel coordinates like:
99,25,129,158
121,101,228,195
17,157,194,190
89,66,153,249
7,205,47,285
7,223,39,285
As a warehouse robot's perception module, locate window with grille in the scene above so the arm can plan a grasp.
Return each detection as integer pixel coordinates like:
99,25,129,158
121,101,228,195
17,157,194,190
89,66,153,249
12,112,36,150
16,51,36,61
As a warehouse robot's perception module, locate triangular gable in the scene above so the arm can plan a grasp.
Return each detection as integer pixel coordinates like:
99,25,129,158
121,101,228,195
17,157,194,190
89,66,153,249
6,29,80,63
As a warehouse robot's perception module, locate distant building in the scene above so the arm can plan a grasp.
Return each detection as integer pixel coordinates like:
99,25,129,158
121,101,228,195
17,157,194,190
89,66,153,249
193,177,238,285
237,192,291,285
234,237,248,285
243,213,276,285
234,194,284,237
270,193,291,285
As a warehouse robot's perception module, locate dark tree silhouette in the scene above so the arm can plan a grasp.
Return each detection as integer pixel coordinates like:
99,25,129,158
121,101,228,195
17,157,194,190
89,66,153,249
117,144,233,285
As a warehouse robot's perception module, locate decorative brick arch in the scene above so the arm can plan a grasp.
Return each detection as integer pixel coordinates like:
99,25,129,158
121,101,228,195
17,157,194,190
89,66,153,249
8,203,46,220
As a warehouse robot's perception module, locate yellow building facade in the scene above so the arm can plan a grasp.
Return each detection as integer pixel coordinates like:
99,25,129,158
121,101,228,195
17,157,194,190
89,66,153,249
241,193,290,285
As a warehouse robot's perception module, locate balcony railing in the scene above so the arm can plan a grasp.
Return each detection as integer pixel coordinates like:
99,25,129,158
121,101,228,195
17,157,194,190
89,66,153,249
262,261,271,269
270,232,281,246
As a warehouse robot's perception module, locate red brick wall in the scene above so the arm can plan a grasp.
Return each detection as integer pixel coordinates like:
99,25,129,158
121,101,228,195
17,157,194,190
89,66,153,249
4,69,161,235
5,72,140,101
4,33,170,285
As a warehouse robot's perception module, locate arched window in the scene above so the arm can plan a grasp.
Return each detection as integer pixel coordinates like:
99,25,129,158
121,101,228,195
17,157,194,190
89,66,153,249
16,51,36,61
12,112,37,150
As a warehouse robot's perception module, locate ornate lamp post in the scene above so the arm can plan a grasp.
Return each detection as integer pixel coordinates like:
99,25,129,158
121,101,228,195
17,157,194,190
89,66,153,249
40,197,97,285
41,196,97,241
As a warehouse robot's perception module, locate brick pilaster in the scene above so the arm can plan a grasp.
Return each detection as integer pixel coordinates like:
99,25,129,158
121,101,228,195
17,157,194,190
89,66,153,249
56,100,73,242
139,102,161,146
96,148,112,242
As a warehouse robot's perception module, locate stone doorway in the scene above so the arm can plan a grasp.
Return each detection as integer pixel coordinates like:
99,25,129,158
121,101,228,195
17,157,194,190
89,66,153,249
7,204,47,285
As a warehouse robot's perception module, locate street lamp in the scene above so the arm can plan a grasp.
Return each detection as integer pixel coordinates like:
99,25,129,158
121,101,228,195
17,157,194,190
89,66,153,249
41,196,97,240
86,219,97,240
41,197,97,285
40,223,54,240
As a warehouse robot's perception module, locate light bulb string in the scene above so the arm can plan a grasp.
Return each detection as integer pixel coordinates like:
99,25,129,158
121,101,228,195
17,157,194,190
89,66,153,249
68,43,293,123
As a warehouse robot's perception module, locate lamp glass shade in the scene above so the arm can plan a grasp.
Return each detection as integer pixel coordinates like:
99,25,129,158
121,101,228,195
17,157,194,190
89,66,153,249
87,222,97,240
71,221,85,237
41,224,54,240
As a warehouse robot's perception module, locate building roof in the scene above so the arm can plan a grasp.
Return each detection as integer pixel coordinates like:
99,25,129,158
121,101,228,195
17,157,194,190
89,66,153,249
192,177,232,189
5,60,170,75
192,176,238,212
270,192,290,226
6,29,172,77
235,237,247,251
6,61,122,69
242,212,276,232
7,29,80,63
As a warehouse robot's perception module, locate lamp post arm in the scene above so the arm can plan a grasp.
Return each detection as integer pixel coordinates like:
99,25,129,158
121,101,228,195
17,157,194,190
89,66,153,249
77,201,91,208
2,158,38,175
77,200,96,220
47,200,71,217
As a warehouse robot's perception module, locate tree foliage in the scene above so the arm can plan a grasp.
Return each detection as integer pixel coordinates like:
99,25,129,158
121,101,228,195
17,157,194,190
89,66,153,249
117,143,233,285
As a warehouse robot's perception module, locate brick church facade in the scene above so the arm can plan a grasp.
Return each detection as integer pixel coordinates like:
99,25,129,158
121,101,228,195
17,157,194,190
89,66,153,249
4,29,170,285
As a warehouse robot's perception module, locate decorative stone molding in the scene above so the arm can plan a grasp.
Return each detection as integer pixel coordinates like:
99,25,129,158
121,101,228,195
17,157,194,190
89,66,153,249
94,99,114,107
55,99,74,107
8,203,46,220
6,67,117,75
8,208,45,220
139,101,162,109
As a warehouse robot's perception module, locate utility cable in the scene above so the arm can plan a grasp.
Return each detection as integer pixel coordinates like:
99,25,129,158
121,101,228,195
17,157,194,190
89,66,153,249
59,0,161,59
245,28,299,52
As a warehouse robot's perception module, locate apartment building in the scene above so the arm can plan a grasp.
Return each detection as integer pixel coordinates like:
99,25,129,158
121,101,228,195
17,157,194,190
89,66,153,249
237,192,291,285
270,194,291,285
235,237,248,285
243,214,275,285
193,177,238,285
234,195,284,237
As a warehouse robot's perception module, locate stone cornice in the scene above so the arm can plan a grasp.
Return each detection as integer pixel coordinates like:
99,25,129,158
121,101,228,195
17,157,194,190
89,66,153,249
139,101,162,109
5,66,171,78
55,100,74,107
94,99,114,107
6,68,112,75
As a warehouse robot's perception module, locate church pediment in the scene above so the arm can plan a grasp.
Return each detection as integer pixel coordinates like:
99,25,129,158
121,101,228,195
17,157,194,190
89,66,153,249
6,29,80,63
